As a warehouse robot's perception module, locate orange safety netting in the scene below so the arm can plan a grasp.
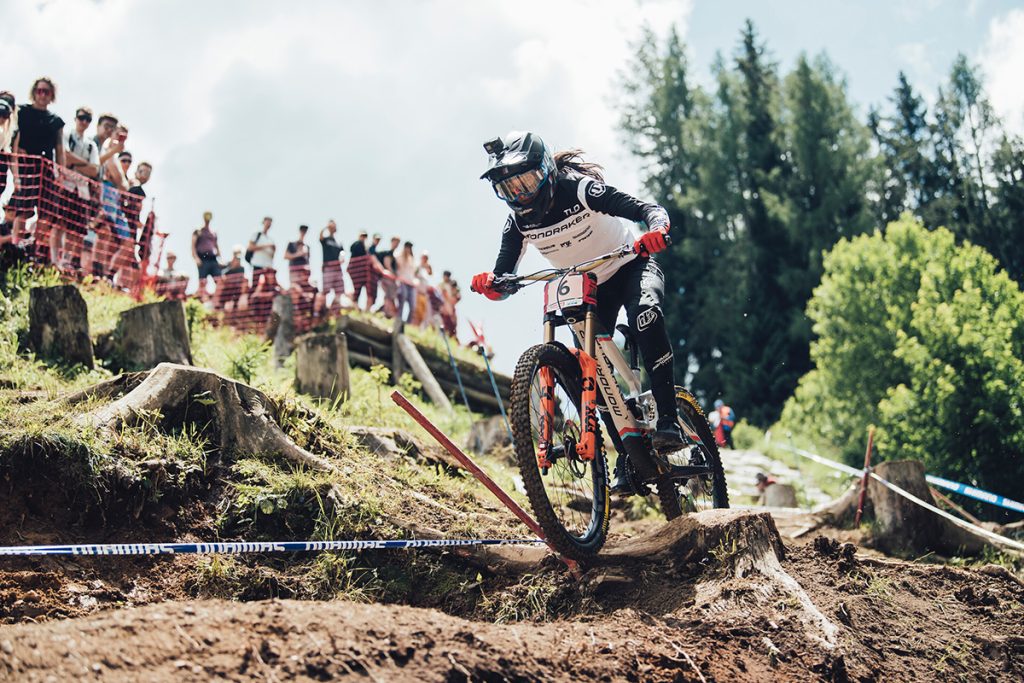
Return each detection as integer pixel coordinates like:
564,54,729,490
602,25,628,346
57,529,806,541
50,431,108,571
2,154,460,340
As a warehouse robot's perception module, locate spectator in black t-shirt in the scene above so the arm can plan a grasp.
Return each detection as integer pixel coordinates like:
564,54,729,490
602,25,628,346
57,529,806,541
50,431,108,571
285,224,311,286
10,77,66,257
347,230,371,310
349,230,368,258
319,220,344,302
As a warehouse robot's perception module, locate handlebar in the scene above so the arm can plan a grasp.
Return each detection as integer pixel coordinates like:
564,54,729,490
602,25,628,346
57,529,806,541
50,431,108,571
491,243,637,295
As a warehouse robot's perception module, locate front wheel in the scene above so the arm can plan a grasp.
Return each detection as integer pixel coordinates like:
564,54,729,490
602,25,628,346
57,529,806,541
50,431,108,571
658,387,729,520
509,343,609,561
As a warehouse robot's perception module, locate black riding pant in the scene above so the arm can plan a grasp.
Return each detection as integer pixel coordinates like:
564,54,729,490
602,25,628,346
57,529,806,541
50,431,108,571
594,255,676,421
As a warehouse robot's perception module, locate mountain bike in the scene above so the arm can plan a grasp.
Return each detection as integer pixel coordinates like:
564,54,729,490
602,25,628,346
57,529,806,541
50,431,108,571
495,245,728,561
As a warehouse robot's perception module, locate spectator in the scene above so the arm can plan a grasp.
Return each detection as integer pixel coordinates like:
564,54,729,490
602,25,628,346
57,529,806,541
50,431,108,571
415,250,435,327
155,251,188,300
0,92,16,251
368,232,382,256
92,113,119,181
366,232,382,309
83,113,118,276
215,247,248,316
755,472,778,506
10,77,66,258
439,270,461,338
246,267,281,333
714,399,735,449
319,219,345,303
191,211,221,298
395,240,417,322
99,123,135,287
55,106,99,273
348,229,372,311
128,161,152,262
284,224,311,278
289,263,324,333
374,235,401,318
246,215,275,277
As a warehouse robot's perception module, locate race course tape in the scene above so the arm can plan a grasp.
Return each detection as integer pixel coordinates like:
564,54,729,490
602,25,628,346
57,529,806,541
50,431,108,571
869,473,1024,553
0,538,547,557
925,475,1024,515
768,442,1024,553
770,441,1024,514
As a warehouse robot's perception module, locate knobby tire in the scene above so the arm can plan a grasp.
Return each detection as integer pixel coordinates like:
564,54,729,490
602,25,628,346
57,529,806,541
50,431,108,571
659,387,729,520
509,343,609,561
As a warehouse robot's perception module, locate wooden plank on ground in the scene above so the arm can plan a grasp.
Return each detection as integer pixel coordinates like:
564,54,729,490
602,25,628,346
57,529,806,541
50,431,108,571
395,333,453,413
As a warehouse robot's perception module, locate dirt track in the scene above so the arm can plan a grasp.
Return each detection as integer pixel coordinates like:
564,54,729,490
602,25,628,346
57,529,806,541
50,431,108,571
2,511,1023,682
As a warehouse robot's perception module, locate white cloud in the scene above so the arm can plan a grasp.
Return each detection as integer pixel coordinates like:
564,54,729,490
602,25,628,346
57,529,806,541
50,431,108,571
978,8,1024,134
895,41,936,93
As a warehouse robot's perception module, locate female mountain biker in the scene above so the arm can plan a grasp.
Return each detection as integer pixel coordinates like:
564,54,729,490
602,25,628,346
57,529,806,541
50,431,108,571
470,130,682,493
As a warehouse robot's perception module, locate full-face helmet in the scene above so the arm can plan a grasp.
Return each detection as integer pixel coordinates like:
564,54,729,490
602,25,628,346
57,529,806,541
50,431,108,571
480,131,557,221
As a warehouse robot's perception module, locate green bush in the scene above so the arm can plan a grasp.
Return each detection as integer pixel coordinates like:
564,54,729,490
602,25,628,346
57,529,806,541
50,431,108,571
779,215,1024,504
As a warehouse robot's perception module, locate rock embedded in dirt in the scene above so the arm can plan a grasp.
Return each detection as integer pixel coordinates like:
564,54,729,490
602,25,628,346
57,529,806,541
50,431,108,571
295,332,350,402
27,285,93,368
346,425,459,472
465,415,512,455
98,300,192,371
763,483,799,508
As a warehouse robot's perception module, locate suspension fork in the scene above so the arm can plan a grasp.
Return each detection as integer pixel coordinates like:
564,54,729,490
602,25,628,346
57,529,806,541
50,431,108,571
570,310,599,461
537,366,555,470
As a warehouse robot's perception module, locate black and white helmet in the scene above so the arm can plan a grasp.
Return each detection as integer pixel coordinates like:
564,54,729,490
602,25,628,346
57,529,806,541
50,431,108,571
480,131,557,221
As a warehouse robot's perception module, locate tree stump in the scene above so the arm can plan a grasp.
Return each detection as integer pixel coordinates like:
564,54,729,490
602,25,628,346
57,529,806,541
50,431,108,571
100,300,192,371
78,363,334,472
270,294,294,366
27,285,93,368
820,459,988,556
295,332,350,402
466,416,512,454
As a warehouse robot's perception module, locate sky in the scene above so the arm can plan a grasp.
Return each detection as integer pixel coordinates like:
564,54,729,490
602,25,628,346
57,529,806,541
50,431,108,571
3,0,1023,372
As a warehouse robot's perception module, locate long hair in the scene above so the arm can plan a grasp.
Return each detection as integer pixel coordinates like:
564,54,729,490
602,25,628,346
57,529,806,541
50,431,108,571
553,149,604,182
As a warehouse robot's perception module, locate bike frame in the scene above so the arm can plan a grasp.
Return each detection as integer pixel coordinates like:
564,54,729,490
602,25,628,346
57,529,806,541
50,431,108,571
532,263,670,483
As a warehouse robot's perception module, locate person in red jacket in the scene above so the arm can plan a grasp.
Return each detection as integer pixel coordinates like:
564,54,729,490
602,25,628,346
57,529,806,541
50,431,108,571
714,399,735,449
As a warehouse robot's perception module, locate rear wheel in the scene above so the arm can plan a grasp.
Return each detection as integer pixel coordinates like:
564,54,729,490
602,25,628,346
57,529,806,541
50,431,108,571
509,343,609,560
658,387,729,520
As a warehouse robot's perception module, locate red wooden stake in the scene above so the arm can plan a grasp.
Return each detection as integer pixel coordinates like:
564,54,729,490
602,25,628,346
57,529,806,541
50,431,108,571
854,427,876,527
390,391,580,576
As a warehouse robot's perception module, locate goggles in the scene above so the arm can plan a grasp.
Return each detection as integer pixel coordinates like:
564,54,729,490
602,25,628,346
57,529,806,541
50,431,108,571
492,167,548,206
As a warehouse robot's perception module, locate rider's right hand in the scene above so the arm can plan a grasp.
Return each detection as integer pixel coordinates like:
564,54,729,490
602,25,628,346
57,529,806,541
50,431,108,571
471,271,506,301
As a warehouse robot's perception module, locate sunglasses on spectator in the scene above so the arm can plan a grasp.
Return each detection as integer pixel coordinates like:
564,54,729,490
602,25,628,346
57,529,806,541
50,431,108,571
77,114,92,122
35,87,52,95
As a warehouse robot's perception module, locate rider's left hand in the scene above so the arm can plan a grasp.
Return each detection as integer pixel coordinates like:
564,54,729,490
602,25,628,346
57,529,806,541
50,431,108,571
633,226,670,256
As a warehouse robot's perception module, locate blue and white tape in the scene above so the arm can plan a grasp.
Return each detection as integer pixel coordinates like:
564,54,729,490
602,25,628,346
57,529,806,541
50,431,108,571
925,475,1024,515
769,440,1023,515
0,538,546,557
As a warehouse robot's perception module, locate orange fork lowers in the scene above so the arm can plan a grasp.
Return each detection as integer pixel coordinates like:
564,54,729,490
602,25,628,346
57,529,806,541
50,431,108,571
537,367,555,469
570,349,599,461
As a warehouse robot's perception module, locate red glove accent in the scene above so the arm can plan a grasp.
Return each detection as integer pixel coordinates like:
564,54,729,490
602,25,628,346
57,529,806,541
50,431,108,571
471,271,504,301
633,226,670,256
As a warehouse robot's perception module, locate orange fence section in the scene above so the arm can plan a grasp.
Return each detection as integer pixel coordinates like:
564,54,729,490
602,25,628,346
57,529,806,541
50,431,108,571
3,154,460,340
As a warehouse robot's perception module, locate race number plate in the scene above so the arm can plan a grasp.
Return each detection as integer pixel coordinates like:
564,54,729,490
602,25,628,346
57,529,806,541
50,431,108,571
544,272,596,314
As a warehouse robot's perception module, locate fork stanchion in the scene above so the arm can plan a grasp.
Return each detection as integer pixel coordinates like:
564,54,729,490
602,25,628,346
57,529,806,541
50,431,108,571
390,390,580,576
